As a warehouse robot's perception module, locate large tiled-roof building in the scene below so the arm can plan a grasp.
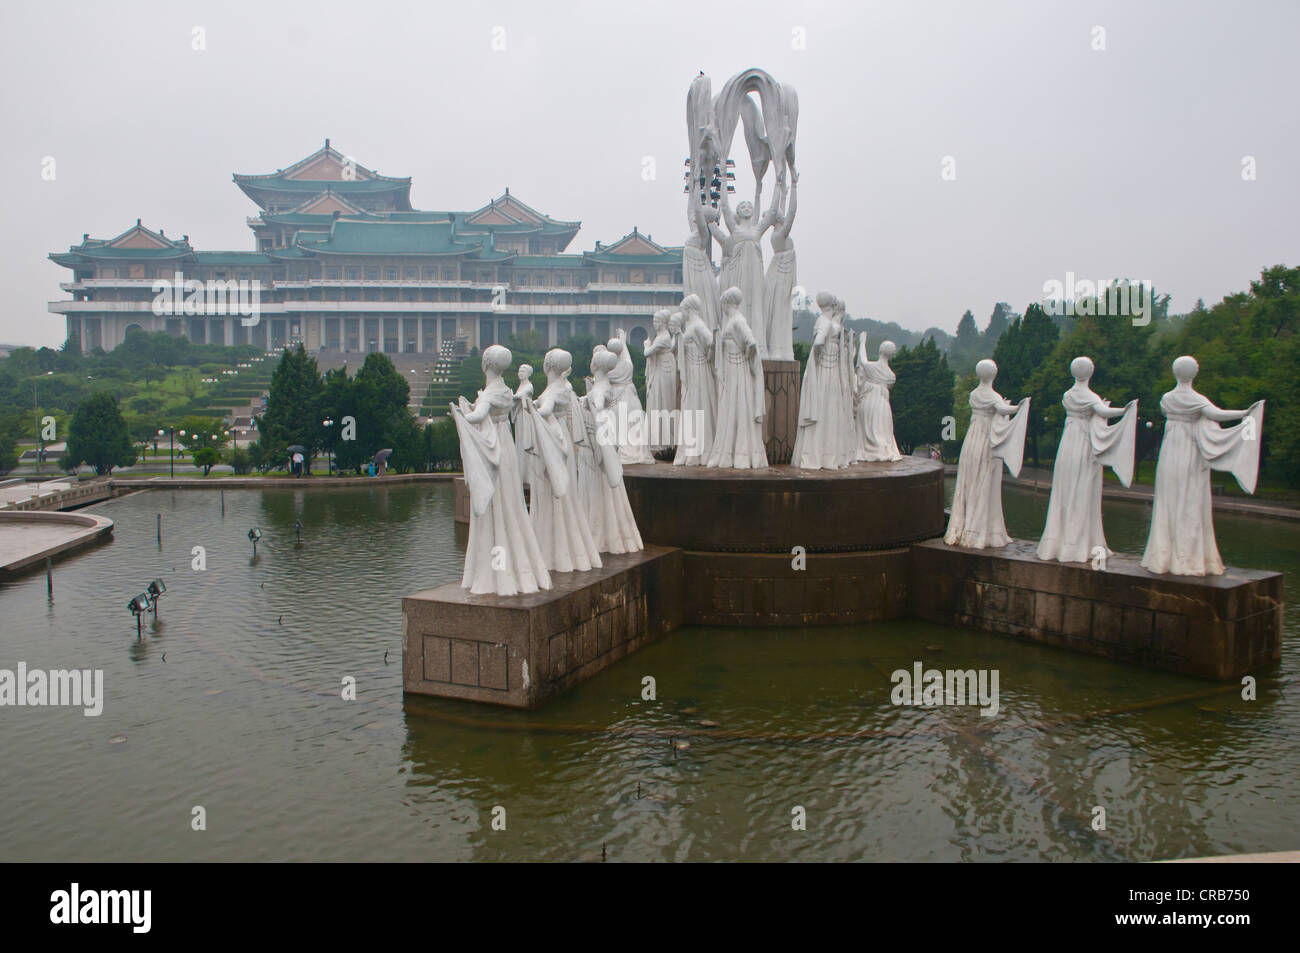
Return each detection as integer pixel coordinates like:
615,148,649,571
49,141,685,356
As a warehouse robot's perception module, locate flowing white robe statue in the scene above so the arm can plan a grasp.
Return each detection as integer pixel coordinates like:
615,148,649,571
1037,360,1137,564
792,296,856,469
606,333,654,465
586,355,645,553
510,369,535,487
674,299,717,466
854,338,903,463
706,291,768,469
450,350,552,595
945,361,1029,549
574,390,606,552
1141,357,1264,576
643,314,678,453
682,206,722,333
763,175,798,362
710,192,781,360
527,366,603,574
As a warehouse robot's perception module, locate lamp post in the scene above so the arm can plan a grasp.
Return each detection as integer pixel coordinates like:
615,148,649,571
156,427,187,478
34,370,52,475
323,418,335,474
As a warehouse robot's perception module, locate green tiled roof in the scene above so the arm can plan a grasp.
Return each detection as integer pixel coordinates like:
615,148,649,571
511,256,588,268
295,220,502,258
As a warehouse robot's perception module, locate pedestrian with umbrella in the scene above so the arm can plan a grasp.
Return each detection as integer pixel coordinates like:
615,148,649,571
373,448,393,477
287,444,307,477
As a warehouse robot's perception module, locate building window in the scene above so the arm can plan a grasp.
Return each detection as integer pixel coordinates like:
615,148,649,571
327,267,340,279
366,267,379,280
404,267,417,279
348,267,360,280
442,268,455,280
385,268,398,280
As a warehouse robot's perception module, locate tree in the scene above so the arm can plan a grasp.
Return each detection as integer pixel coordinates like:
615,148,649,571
65,392,136,475
984,302,1016,348
891,337,955,455
948,309,982,377
228,445,252,475
992,304,1060,467
193,447,220,475
259,344,325,472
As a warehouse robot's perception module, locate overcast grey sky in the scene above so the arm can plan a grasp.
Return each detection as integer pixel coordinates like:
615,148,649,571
1,0,1295,347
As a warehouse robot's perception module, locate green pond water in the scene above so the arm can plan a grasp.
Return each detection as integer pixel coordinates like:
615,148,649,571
0,481,1295,862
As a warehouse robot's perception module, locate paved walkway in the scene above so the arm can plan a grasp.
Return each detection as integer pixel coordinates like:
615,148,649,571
942,464,1300,521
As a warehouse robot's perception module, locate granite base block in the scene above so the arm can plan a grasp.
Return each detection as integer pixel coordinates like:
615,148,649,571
403,546,683,708
908,538,1283,680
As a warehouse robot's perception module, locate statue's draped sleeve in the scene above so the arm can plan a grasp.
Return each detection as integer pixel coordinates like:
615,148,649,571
1196,398,1265,494
452,394,501,517
987,393,1030,478
1090,398,1138,488
526,392,571,498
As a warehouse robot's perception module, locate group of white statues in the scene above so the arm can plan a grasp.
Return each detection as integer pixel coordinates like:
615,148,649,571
789,290,904,469
945,354,1264,577
450,344,643,596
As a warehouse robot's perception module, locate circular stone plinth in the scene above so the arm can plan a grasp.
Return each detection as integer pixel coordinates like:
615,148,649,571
623,457,946,553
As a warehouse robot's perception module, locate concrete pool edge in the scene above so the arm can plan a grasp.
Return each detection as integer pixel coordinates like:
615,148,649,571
0,510,115,579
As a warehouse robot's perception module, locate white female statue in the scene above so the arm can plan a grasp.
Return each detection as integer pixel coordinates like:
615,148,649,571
643,309,679,454
944,359,1030,549
574,349,607,549
526,348,603,574
763,171,798,362
1036,356,1137,564
449,345,552,596
1140,355,1264,576
709,188,783,359
792,291,857,470
682,204,722,332
510,363,535,487
606,331,655,465
585,346,645,553
706,287,768,469
674,293,717,466
854,337,903,463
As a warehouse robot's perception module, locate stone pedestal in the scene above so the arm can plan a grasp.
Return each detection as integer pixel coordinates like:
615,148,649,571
403,547,683,708
762,359,800,465
908,539,1283,680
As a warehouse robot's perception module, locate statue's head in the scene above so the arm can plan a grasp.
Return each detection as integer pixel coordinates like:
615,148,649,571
591,348,619,376
668,312,683,333
482,345,512,376
653,309,670,331
543,348,572,378
721,286,743,313
1070,356,1094,383
1172,355,1199,383
517,363,533,382
607,336,625,357
681,293,702,318
879,340,897,360
815,290,837,313
976,359,998,384
736,200,755,221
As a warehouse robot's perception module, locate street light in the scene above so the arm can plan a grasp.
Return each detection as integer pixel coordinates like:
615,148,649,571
34,370,52,476
322,418,335,474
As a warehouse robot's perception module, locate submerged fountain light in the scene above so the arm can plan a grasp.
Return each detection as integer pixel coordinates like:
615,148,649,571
248,527,262,555
146,578,166,615
128,593,150,635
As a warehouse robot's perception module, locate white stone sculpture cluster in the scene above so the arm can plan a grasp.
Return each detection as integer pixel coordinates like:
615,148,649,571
687,69,800,361
789,290,905,471
451,344,643,597
944,354,1263,578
